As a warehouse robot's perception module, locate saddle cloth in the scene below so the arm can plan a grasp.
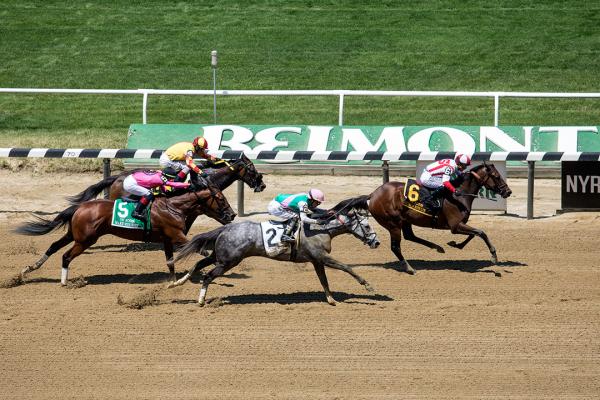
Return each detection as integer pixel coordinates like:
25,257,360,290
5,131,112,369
260,220,292,257
403,179,434,217
111,199,151,230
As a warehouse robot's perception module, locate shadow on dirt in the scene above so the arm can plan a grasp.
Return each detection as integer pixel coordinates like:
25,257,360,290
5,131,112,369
18,271,249,286
353,259,526,275
172,290,394,306
87,243,164,253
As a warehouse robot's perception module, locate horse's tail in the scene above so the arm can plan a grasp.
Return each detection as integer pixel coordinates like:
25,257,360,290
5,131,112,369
14,205,79,236
66,174,120,205
175,226,227,261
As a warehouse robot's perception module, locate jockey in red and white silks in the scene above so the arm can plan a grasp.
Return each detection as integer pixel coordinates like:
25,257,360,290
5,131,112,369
419,154,471,194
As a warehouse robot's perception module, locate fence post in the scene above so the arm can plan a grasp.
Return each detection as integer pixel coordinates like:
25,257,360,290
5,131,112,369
382,161,390,183
102,158,111,199
527,161,535,219
237,180,245,217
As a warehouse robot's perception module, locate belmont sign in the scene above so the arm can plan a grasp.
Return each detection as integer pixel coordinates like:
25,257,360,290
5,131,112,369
128,125,600,153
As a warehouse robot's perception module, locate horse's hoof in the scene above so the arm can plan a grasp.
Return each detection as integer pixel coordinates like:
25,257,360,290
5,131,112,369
166,282,175,289
327,298,337,306
491,255,498,264
447,241,458,248
365,283,375,292
399,262,416,275
436,247,445,254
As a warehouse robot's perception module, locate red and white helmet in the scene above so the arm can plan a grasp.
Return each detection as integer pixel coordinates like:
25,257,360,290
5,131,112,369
455,153,471,167
308,188,325,203
192,136,208,151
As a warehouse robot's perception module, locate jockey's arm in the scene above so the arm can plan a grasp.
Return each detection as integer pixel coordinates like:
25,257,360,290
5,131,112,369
164,181,190,190
298,202,320,224
442,171,457,193
185,153,204,175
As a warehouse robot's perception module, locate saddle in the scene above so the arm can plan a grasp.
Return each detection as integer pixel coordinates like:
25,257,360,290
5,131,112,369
403,179,438,216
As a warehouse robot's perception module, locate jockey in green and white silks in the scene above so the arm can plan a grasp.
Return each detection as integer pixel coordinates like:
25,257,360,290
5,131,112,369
267,188,326,242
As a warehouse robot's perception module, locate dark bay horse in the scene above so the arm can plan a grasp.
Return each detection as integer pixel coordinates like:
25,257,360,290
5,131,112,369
172,196,381,306
15,186,236,285
368,162,512,274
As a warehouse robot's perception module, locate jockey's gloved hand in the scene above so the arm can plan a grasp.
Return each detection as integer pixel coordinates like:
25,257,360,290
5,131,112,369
454,189,463,197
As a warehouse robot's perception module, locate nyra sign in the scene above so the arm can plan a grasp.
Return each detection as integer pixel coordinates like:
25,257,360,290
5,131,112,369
561,161,600,210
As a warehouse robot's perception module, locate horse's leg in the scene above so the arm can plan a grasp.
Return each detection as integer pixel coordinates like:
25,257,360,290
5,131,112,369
197,262,234,306
448,234,475,249
167,254,216,289
311,262,336,306
183,216,195,235
163,240,176,283
389,227,416,275
60,241,93,285
451,223,498,264
320,255,374,293
401,224,445,253
21,232,74,275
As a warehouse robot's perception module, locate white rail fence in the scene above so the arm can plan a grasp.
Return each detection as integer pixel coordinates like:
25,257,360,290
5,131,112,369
2,88,600,126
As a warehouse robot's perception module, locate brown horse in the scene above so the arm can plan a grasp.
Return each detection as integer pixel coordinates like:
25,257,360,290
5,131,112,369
368,162,512,274
15,186,236,285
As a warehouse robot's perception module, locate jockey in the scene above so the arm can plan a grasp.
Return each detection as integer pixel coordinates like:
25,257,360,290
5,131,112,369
159,136,222,183
123,170,191,222
419,153,471,211
267,188,327,243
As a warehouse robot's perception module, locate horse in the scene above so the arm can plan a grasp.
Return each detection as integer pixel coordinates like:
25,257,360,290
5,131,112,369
15,185,236,286
368,162,512,274
172,196,381,306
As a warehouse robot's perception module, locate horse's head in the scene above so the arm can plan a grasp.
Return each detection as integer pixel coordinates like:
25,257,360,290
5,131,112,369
470,162,512,198
195,187,236,224
234,154,266,192
338,207,380,249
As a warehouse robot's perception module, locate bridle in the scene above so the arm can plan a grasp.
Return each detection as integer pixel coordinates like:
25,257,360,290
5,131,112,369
335,209,375,246
470,165,508,194
192,186,231,222
218,158,263,189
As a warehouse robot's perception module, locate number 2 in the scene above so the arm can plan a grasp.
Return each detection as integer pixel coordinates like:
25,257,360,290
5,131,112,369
266,228,277,246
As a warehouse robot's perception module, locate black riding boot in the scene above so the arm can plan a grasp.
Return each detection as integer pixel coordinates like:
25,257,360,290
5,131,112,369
132,193,154,222
281,217,299,243
424,187,445,212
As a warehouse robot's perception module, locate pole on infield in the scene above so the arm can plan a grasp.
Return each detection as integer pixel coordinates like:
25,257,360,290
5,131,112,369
211,50,218,124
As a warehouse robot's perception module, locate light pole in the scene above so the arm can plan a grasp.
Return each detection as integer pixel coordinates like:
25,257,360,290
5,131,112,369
211,50,218,124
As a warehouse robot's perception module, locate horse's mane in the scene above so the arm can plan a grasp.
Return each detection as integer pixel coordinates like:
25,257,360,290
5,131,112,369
329,195,369,213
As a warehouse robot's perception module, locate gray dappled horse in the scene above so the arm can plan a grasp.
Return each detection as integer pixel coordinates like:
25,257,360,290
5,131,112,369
173,195,381,306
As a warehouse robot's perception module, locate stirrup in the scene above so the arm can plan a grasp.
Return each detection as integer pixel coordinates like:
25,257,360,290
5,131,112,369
281,234,295,243
132,211,146,222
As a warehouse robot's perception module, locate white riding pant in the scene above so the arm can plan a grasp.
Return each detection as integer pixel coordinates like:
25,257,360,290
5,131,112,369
267,200,297,220
159,153,190,173
419,170,444,189
123,175,151,197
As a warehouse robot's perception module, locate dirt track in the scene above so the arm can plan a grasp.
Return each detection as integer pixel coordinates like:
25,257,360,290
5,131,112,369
0,170,599,399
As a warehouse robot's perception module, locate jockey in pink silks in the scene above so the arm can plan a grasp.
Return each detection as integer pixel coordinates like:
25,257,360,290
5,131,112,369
123,170,191,222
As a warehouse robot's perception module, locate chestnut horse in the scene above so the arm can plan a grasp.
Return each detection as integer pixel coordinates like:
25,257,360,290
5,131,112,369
16,186,236,285
368,162,512,274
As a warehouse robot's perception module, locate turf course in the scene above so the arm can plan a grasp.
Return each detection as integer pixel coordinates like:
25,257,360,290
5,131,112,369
1,0,599,157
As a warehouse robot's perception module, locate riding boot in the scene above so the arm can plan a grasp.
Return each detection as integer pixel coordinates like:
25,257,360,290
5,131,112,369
174,170,187,183
132,193,154,222
281,217,299,243
424,186,445,212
